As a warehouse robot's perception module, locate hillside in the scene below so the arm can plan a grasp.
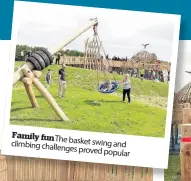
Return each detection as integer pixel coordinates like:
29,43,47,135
11,62,169,137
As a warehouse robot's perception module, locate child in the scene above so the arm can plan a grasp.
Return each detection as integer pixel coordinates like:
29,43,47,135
152,70,156,82
101,64,113,92
45,69,52,88
102,80,113,92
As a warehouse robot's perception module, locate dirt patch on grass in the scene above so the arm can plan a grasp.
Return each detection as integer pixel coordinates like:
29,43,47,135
113,92,167,109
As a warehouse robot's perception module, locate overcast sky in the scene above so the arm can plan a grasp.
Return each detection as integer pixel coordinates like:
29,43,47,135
175,41,191,92
14,1,179,61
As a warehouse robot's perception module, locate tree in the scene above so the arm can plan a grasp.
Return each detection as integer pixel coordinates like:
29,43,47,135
15,44,85,61
15,45,45,61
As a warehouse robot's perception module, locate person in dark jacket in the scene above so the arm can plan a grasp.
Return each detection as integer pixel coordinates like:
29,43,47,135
58,64,66,98
55,52,61,65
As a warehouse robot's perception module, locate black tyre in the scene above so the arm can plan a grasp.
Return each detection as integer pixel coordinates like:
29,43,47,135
40,48,53,64
26,56,42,71
35,51,50,67
31,53,46,70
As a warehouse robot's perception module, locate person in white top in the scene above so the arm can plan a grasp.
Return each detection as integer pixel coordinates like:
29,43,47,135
119,74,131,103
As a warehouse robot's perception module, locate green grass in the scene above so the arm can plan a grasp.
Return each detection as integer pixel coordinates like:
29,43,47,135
165,155,180,181
11,62,169,137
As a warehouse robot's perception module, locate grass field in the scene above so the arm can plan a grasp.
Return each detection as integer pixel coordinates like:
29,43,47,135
10,62,169,137
165,155,180,181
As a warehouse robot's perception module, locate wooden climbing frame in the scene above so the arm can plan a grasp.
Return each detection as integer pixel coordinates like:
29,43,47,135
83,34,104,71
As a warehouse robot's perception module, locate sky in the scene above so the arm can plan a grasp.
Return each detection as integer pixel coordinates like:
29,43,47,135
14,1,179,61
174,41,191,92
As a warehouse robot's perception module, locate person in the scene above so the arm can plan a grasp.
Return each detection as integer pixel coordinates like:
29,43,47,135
152,70,156,82
27,50,32,56
93,22,98,35
100,64,113,92
25,50,32,60
119,74,131,103
58,64,66,98
168,72,170,83
21,51,24,61
140,66,145,81
45,69,52,88
101,80,113,92
56,52,61,65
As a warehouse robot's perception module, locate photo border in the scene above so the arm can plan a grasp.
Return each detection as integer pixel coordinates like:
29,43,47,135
1,1,180,169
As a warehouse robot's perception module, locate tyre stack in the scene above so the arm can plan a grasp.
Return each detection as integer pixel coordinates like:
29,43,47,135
26,48,53,71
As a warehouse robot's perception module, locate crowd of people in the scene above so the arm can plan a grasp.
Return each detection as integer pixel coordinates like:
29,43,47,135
126,68,170,82
111,56,128,61
104,54,128,61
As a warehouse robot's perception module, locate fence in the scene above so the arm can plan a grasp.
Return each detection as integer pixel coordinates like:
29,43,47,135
172,102,191,180
179,103,191,181
61,56,170,71
0,155,153,181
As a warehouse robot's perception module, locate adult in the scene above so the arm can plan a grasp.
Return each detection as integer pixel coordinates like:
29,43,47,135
21,51,24,61
119,74,131,103
55,52,61,65
58,64,66,98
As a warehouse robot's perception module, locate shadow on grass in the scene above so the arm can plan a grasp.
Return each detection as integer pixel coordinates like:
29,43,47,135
35,95,45,99
35,95,60,99
99,100,121,103
84,99,122,105
10,118,62,122
11,107,33,112
11,101,23,106
84,100,101,106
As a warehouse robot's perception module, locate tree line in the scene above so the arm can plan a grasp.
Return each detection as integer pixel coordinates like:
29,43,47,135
15,45,84,61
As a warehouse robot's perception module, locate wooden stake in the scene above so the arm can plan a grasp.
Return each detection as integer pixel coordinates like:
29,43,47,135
23,83,39,108
21,77,39,108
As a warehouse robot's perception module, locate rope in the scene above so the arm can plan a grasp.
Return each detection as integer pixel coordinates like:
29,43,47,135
85,31,118,88
97,35,116,82
97,35,117,82
96,60,100,87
